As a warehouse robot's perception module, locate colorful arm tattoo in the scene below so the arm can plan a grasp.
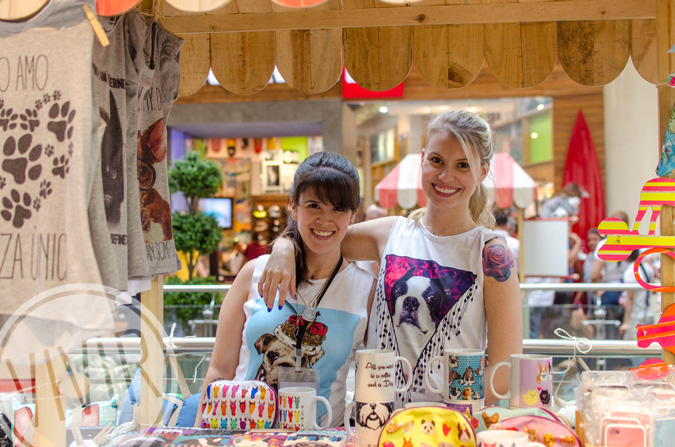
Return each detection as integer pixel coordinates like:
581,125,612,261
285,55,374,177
482,244,514,282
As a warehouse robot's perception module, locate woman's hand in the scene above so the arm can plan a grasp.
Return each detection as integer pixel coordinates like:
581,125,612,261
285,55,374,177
258,237,296,310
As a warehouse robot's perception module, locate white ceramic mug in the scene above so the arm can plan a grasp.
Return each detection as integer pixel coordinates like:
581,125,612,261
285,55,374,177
344,400,395,447
355,349,412,402
277,387,332,430
425,348,485,405
477,429,546,447
488,354,553,409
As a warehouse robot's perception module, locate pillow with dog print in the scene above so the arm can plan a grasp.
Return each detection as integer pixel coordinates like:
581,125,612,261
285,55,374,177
378,406,476,447
476,406,563,433
200,380,277,430
489,415,581,447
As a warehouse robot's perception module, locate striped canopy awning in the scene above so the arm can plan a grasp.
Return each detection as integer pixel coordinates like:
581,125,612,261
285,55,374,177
374,153,536,210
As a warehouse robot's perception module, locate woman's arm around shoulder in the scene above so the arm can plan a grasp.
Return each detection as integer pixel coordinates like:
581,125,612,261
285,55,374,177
194,259,256,426
343,216,397,263
259,216,396,309
482,237,523,405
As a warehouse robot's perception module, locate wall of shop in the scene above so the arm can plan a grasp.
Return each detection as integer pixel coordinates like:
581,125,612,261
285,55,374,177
603,62,660,231
168,99,347,154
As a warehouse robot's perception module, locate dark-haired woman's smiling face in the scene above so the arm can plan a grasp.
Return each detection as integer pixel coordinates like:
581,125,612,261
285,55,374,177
293,189,354,257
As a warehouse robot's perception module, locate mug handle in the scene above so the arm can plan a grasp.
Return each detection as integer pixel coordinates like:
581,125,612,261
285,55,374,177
395,356,413,393
424,356,444,394
312,396,333,430
488,361,511,400
343,402,356,436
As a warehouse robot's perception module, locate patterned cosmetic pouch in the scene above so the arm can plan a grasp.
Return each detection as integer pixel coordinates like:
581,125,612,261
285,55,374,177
475,407,563,433
378,406,477,447
200,380,277,430
489,415,581,447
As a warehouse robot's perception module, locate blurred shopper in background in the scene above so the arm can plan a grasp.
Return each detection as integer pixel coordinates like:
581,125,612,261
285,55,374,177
493,207,520,271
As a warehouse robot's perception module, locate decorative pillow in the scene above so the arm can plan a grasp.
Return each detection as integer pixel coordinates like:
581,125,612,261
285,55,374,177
489,415,581,447
475,406,563,433
200,380,277,430
379,406,477,447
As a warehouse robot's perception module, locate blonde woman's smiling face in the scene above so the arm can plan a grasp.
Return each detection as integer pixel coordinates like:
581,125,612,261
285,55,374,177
421,131,488,214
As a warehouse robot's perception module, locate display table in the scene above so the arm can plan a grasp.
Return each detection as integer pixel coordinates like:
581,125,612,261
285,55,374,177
101,427,351,447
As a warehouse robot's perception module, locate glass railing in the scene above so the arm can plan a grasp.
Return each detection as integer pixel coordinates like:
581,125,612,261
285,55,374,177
20,281,659,425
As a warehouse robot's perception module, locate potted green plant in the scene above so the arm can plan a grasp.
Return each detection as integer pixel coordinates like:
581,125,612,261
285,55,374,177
165,151,224,333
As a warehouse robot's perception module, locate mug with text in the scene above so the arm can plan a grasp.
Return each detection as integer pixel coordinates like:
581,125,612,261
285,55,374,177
355,349,412,402
277,387,332,430
488,354,553,409
477,429,546,447
344,400,395,447
425,348,485,409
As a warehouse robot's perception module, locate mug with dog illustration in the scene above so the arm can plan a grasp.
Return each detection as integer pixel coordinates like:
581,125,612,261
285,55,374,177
355,349,412,402
277,387,332,430
488,354,553,409
344,400,395,447
476,429,546,447
425,348,485,409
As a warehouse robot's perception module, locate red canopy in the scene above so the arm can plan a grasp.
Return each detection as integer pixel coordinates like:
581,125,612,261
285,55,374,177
563,110,606,246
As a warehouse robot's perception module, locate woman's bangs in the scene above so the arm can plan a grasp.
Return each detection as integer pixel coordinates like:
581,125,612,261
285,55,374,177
300,168,358,211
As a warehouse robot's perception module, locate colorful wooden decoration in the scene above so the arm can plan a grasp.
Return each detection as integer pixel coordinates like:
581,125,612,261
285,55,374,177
636,304,675,354
656,104,675,176
631,358,670,380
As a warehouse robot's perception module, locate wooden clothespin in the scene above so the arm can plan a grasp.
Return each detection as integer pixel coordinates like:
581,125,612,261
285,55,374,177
152,0,162,21
82,4,110,47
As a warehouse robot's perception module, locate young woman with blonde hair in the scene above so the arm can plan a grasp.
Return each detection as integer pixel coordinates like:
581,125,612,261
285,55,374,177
260,110,523,407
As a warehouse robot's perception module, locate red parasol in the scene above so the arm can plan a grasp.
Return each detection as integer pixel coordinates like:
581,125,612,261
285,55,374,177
562,110,606,247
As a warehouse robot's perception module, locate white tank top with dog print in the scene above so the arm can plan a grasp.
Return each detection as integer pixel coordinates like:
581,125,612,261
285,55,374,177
234,255,373,427
366,217,500,406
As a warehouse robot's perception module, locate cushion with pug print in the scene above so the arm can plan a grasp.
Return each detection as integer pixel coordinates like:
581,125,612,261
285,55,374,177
379,406,476,447
476,406,564,433
200,380,277,431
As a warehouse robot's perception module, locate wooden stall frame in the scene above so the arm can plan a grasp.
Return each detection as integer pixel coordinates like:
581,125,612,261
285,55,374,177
1,0,673,444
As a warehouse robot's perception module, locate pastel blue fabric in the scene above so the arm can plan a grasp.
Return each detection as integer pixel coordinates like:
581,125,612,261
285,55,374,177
656,103,675,177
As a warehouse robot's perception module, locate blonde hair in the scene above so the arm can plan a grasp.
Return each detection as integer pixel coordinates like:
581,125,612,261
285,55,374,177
409,110,495,229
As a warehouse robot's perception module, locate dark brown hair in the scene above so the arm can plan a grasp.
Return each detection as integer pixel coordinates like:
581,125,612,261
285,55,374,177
273,152,361,288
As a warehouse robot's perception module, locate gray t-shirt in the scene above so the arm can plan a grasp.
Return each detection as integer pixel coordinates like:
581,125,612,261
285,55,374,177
0,0,114,361
134,20,183,276
124,10,154,279
90,14,146,291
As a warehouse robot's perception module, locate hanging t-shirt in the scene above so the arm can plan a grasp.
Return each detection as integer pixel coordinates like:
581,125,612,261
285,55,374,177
366,217,499,406
124,10,151,280
134,20,183,276
234,255,373,428
90,13,147,291
0,0,114,362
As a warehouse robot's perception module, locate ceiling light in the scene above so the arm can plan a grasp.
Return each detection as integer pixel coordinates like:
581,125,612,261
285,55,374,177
531,132,539,139
537,104,545,111
379,106,389,114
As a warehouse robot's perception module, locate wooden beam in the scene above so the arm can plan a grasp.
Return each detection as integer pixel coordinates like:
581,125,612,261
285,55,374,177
162,0,655,34
657,0,675,366
140,276,165,428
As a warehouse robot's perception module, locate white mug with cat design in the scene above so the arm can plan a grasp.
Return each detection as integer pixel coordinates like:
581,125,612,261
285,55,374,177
477,430,546,447
425,348,485,411
488,354,553,409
